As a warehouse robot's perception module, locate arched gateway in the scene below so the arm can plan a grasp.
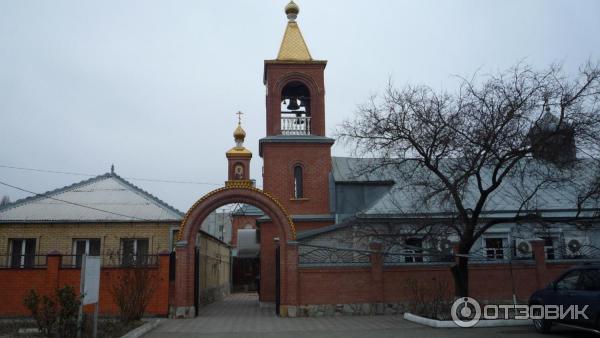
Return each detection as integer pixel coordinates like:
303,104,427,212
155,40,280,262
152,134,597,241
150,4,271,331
172,120,300,318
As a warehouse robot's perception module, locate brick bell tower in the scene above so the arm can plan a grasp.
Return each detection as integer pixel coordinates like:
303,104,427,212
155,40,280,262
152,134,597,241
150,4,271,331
260,1,334,229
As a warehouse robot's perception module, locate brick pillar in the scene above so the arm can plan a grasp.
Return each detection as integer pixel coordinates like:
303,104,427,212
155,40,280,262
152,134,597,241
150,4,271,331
285,242,299,305
174,242,195,318
157,250,171,316
531,239,547,289
45,250,62,294
369,241,384,303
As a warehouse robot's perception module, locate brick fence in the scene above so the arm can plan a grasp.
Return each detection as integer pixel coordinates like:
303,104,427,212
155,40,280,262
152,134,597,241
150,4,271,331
0,252,170,317
285,240,584,316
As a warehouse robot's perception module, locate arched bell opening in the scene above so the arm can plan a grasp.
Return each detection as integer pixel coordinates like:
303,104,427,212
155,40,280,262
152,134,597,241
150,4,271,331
280,81,311,135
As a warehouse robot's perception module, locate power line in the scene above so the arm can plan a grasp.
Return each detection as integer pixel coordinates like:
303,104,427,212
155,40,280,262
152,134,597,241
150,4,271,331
0,164,222,186
0,180,150,221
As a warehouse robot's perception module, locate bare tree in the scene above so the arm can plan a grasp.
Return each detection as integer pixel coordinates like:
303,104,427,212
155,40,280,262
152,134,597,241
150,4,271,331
0,195,10,206
339,61,600,297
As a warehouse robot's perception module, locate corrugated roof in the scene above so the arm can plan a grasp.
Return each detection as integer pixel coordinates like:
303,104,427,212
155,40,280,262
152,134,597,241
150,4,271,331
333,157,600,218
231,204,264,216
332,157,398,183
0,173,183,222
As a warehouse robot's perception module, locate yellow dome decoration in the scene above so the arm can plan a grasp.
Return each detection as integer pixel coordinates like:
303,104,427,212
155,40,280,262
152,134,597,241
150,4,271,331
233,124,246,141
285,1,299,21
233,111,246,141
227,111,252,158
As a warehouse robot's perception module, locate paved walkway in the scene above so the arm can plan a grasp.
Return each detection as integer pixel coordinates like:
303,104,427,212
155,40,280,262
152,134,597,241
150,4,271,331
144,293,594,338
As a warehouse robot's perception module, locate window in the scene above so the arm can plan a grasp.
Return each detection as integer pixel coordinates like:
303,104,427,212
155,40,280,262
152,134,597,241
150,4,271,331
556,270,581,290
405,238,424,263
121,238,149,266
542,236,556,260
580,269,600,291
9,238,36,268
72,239,101,268
484,238,505,259
293,165,303,198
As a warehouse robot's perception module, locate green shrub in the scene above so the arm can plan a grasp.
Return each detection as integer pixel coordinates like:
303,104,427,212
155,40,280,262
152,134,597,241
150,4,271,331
24,286,81,338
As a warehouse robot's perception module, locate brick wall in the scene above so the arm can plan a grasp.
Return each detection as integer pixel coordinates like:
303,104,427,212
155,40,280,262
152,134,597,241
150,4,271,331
0,252,170,317
197,236,231,305
262,143,332,215
0,222,174,256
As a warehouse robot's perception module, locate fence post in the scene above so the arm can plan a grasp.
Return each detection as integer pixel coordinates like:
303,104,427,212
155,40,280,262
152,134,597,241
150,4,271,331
531,239,547,289
45,250,62,294
158,250,171,316
369,241,384,306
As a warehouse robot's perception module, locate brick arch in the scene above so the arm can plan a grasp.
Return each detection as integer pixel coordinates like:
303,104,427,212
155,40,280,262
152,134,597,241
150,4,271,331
172,184,298,318
275,72,321,97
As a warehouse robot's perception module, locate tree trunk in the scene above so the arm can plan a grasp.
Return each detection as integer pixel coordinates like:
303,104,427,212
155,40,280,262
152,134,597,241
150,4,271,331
451,255,469,297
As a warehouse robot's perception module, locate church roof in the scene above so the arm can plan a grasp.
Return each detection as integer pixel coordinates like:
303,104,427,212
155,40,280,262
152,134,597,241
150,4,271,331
277,21,312,61
0,173,183,223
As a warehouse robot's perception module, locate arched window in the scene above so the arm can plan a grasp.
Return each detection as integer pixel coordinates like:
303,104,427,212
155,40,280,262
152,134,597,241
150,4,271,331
294,165,303,198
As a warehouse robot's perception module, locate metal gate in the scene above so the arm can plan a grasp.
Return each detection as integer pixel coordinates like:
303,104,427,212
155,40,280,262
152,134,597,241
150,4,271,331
194,248,199,316
275,246,280,315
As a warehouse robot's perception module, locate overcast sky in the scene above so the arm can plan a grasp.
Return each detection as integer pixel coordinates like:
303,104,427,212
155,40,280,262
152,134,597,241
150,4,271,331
1,0,600,212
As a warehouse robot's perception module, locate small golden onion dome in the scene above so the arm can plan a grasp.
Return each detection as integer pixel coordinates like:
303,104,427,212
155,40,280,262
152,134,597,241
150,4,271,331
233,124,246,140
285,1,299,18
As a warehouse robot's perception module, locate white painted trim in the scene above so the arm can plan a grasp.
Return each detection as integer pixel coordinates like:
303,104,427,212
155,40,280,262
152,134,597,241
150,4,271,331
403,312,531,328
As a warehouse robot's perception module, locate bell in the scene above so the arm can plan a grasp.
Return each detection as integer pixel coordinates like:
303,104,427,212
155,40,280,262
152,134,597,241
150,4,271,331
299,97,308,107
286,97,300,111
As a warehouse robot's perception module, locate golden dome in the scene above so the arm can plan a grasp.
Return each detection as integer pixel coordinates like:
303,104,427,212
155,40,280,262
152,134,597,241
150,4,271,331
285,1,299,20
233,124,246,140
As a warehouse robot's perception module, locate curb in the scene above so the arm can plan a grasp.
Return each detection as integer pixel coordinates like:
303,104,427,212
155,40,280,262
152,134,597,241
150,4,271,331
403,313,531,328
120,319,163,338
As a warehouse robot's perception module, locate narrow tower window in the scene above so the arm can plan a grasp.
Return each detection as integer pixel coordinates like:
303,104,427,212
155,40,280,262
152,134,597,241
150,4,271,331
294,165,303,198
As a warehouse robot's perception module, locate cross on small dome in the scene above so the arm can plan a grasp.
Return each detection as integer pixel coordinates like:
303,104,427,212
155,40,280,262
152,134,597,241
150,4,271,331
233,111,246,141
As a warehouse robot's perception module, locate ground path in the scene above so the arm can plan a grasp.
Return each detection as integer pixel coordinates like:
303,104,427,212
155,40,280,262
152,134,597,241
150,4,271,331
144,293,594,338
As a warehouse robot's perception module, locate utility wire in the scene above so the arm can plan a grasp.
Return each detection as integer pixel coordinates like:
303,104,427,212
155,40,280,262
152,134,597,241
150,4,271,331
0,180,150,221
0,164,222,186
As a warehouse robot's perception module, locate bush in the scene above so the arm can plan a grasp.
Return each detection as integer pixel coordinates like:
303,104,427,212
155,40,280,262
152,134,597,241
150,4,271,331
110,268,156,323
23,286,81,338
405,278,452,320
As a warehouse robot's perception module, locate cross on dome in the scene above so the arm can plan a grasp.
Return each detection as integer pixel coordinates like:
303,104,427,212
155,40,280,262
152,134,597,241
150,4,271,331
233,111,246,142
